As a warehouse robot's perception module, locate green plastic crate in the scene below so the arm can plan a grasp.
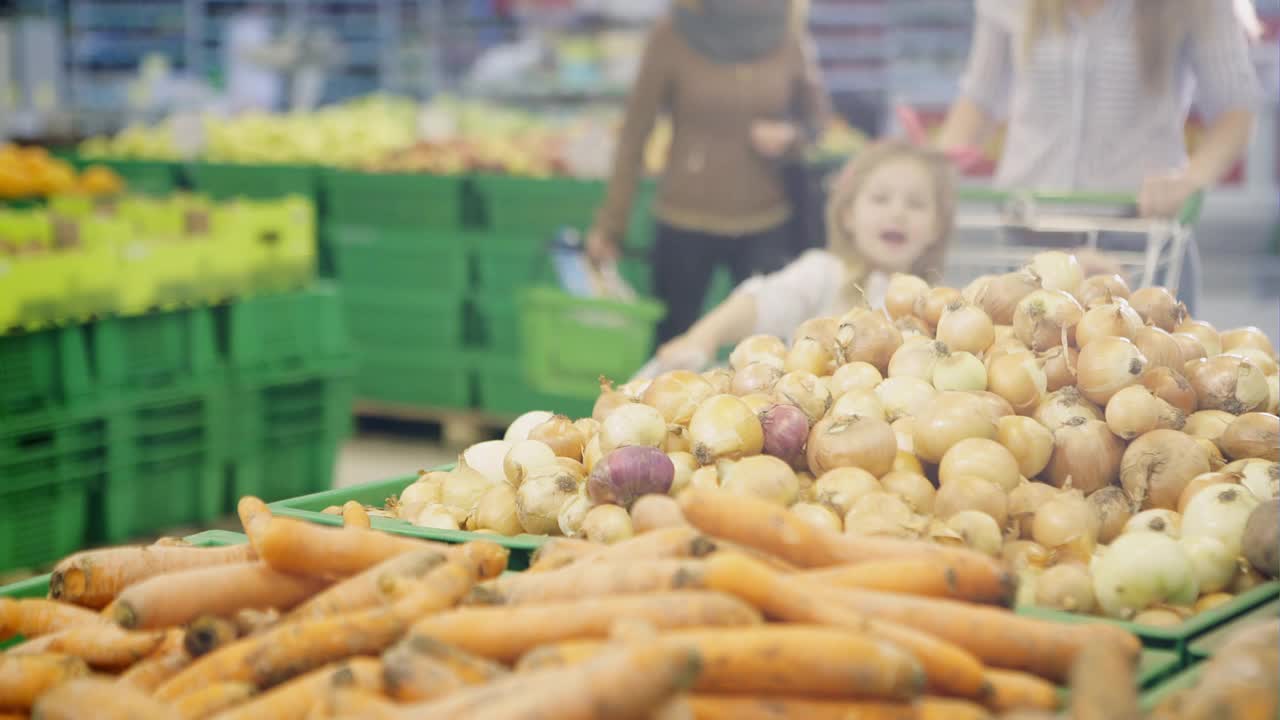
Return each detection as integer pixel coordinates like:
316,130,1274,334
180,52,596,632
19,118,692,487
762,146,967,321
187,162,318,202
1139,662,1203,713
0,326,94,425
354,348,472,410
519,286,665,397
91,307,221,391
473,175,604,233
1187,598,1279,660
473,354,594,419
468,294,519,353
269,474,545,570
229,362,354,466
77,159,180,196
330,224,471,294
346,289,466,351
472,234,548,291
231,435,343,505
323,169,465,229
223,196,317,294
221,285,348,373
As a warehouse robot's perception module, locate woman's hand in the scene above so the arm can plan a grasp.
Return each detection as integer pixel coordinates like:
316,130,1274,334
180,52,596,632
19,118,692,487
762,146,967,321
751,120,799,158
655,333,716,373
585,228,619,264
1138,171,1201,219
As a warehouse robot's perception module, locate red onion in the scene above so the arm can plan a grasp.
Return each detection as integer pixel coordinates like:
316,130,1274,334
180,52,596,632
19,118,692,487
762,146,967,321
760,403,810,468
587,446,675,508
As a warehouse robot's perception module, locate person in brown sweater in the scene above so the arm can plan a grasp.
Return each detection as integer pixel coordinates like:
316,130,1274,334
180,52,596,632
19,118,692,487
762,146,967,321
586,0,831,345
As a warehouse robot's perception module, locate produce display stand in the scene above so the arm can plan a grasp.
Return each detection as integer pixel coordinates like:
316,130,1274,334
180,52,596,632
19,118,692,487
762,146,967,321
1186,597,1279,661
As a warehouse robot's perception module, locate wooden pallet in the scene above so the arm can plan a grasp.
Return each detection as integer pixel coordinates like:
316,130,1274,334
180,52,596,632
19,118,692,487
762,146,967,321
353,400,516,448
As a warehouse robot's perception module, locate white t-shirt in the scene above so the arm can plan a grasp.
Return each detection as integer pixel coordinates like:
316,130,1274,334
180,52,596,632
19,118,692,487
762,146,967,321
738,249,888,340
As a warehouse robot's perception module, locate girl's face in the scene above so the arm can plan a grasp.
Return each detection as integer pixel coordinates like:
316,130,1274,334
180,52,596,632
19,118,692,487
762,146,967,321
845,157,940,273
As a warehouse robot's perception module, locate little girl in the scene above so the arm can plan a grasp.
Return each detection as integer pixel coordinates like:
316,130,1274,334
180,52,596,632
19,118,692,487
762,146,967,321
654,140,956,371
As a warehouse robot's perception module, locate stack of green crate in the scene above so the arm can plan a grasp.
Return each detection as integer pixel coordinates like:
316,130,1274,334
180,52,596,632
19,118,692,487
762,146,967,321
322,169,473,410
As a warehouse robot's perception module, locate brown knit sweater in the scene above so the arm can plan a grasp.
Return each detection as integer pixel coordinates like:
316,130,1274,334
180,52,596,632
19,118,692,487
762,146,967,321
594,16,831,241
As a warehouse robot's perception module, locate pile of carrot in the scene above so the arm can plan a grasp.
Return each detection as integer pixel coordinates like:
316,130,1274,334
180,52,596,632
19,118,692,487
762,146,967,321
0,490,1144,719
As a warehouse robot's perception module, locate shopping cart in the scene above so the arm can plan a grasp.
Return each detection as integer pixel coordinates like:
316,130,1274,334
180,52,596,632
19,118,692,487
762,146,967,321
948,188,1204,295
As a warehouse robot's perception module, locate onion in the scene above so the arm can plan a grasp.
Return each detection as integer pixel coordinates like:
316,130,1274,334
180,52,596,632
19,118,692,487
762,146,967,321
875,377,937,422
1132,608,1187,627
1105,385,1186,440
773,371,833,424
987,351,1048,415
731,362,783,397
978,270,1041,325
1129,287,1186,332
937,303,996,355
689,394,765,465
892,449,923,474
1133,326,1183,372
630,494,686,533
790,502,843,533
1232,346,1279,375
962,274,995,307
1178,535,1237,597
1038,346,1078,391
792,316,841,354
830,362,882,397
598,403,666,455
1089,486,1135,544
1140,367,1198,416
593,383,633,423
916,287,963,330
837,309,904,373
516,467,582,534
939,438,1021,493
1182,483,1261,558
1003,540,1054,572
1121,429,1211,510
721,455,800,506
932,351,988,392
688,465,719,492
1030,251,1084,294
1035,563,1096,613
1074,273,1132,308
1231,561,1268,593
1197,438,1228,471
1186,355,1269,415
885,273,930,319
983,337,1031,371
504,410,554,443
588,446,675,508
913,392,997,464
891,418,916,455
503,440,558,487
843,492,924,539
1220,326,1277,360
757,403,810,469
583,435,603,473
880,471,935,514
1269,375,1279,415
1177,471,1243,514
528,415,586,461
1077,336,1149,405
785,336,837,376
1044,418,1124,493
667,452,697,496
969,391,1016,422
460,440,514,486
1009,481,1060,538
1035,386,1102,431
702,368,733,395
1032,490,1100,557
396,478,443,521
738,393,773,415
935,475,1008,526
946,511,1004,556
1193,592,1235,614
619,377,650,401
663,425,691,454
1174,319,1221,355
730,335,786,372
553,457,587,482
1013,289,1083,351
471,484,522,535
813,467,882,516
895,315,932,339
642,371,716,426
1125,509,1183,538
1171,333,1208,367
1185,410,1235,444
1075,301,1142,348
807,414,897,477
442,466,500,522
413,503,460,530
580,504,634,544
829,390,884,422
796,471,817,502
1219,412,1280,461
1226,458,1278,501
997,416,1055,478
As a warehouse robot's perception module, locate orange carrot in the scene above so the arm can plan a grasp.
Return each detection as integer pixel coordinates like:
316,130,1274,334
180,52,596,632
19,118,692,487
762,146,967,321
800,558,1013,605
289,549,449,619
701,553,988,699
172,682,256,719
50,544,256,609
0,654,89,711
184,616,239,658
152,536,192,547
468,559,706,605
253,517,447,578
407,590,761,663
31,677,173,720
106,562,328,630
527,538,600,572
1069,635,1140,720
686,696,918,720
0,598,109,641
982,669,1060,713
116,630,188,691
156,560,479,700
340,501,370,530
7,624,164,671
812,585,1139,683
915,698,994,720
202,658,383,720
514,641,604,673
382,634,506,701
307,688,400,720
679,489,1015,605
232,608,280,637
237,497,271,550
576,527,718,564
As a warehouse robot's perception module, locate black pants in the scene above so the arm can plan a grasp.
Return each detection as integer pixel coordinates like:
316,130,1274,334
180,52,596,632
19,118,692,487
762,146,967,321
652,221,794,346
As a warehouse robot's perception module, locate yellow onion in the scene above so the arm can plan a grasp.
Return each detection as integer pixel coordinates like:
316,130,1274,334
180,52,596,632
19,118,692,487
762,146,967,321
664,425,691,454
1186,355,1269,415
915,287,964,330
885,273,930,320
642,371,716,426
503,440,558,487
1013,289,1084,351
843,492,925,539
741,393,775,415
889,339,949,381
1030,251,1085,294
581,504,634,544
1121,429,1212,510
997,415,1055,478
932,351,988,392
807,414,897,477
813,467,882,516
1129,287,1187,332
939,437,1021,492
1075,301,1143,348
984,336,1031,366
583,434,603,474
1105,385,1186,440
947,511,1004,557
792,316,841,352
1171,333,1208,366
1140,367,1198,415
1219,412,1279,462
598,404,666,455
471,484,523,535
969,391,1016,422
702,367,733,395
978,269,1041,325
785,336,837,376
1044,418,1124,493
880,470,935,514
831,389,887,422
893,317,930,340
1003,539,1054,572
1174,319,1222,356
1038,346,1078,392
731,362,783,397
937,303,996,355
1226,348,1279,377
830,362,883,397
1031,490,1100,560
837,309,903,373
1074,273,1132,308
528,414,587,461
1177,471,1241,514
987,351,1048,415
1088,486,1134,544
593,382,633,423
773,371,833,425
962,274,995,307
913,392,997,464
1184,410,1236,444
935,475,1008,526
688,394,764,465
504,410,555,443
1198,437,1228,471
1035,563,1096,613
891,418,916,455
721,455,800,506
1220,326,1277,360
1269,374,1279,416
1035,386,1103,431
1225,458,1278,500
667,452,698,496
1132,326,1184,372
1008,481,1060,538
875,377,937,422
790,502,843,533
730,335,787,371
688,465,719,491
1077,336,1148,405
516,467,582,535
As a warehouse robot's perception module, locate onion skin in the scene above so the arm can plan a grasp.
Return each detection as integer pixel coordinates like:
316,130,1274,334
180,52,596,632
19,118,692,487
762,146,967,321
913,392,997,464
1140,367,1198,416
880,471,936,515
1220,326,1277,360
1035,386,1103,432
731,362,783,397
1076,336,1149,406
1171,332,1208,366
1186,355,1270,415
1184,410,1236,444
1009,481,1060,539
968,391,1016,423
1088,486,1134,544
592,386,633,424
1035,563,1096,614
978,270,1041,325
598,403,666,455
935,475,1009,526
830,362,883,397
837,309,904,373
729,335,786,372
1075,302,1142,348
1074,274,1131,308
689,394,765,465
1132,326,1183,372
939,438,1021,493
1121,429,1212,510
581,504,634,544
807,414,897,478
987,351,1048,415
587,446,675,508
721,455,800,506
997,415,1054,478
1013,289,1083,352
1105,385,1186,440
937,303,996,355
785,337,837,377
702,368,733,395
1038,346,1078,392
528,415,587,461
773,371,832,424
1219,412,1280,462
1177,471,1241,515
1129,287,1186,332
885,273,929,320
642,371,716,426
1044,417,1124,494
916,287,963,330
792,316,841,354
895,315,932,339
759,403,810,468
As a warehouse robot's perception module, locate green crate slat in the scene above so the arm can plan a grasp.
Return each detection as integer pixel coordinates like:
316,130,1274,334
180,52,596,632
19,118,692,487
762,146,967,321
1187,597,1279,660
1139,662,1203,713
73,158,180,196
230,364,355,465
222,285,348,372
330,224,472,294
269,473,544,570
96,455,223,544
519,286,665,398
473,354,594,419
354,349,472,410
323,169,465,228
186,162,318,202
468,295,519,353
92,307,220,391
0,476,90,573
472,234,549,290
230,432,343,504
472,175,605,233
0,411,109,494
0,326,95,424
344,289,466,350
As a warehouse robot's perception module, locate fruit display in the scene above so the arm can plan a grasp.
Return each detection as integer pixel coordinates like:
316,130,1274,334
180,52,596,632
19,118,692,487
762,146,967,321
382,251,1278,629
0,145,125,200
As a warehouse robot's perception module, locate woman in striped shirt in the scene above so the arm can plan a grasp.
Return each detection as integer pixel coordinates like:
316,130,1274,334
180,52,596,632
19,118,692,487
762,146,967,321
937,0,1262,310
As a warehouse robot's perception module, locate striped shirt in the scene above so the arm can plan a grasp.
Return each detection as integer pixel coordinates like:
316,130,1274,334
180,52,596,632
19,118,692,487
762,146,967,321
960,0,1262,192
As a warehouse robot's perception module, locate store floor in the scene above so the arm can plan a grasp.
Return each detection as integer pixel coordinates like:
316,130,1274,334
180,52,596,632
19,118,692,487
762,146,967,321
335,432,456,489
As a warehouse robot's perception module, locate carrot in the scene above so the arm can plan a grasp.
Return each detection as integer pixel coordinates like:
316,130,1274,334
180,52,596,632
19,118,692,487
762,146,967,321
686,696,919,720
172,682,256,719
679,489,1015,605
106,562,328,630
401,638,701,720
467,559,707,606
407,590,761,663
514,641,604,672
232,608,280,637
382,634,506,700
202,658,383,720
0,654,89,711
290,549,449,619
152,536,192,547
983,669,1060,712
526,538,600,572
340,501,370,530
184,616,239,658
253,517,446,578
49,544,256,609
1069,635,1139,720
0,598,109,641
31,677,173,720
577,527,719,564
7,624,164,671
116,630,188,691
800,558,1013,605
307,689,399,720
812,585,1139,684
156,559,479,700
237,497,271,550
916,698,995,720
